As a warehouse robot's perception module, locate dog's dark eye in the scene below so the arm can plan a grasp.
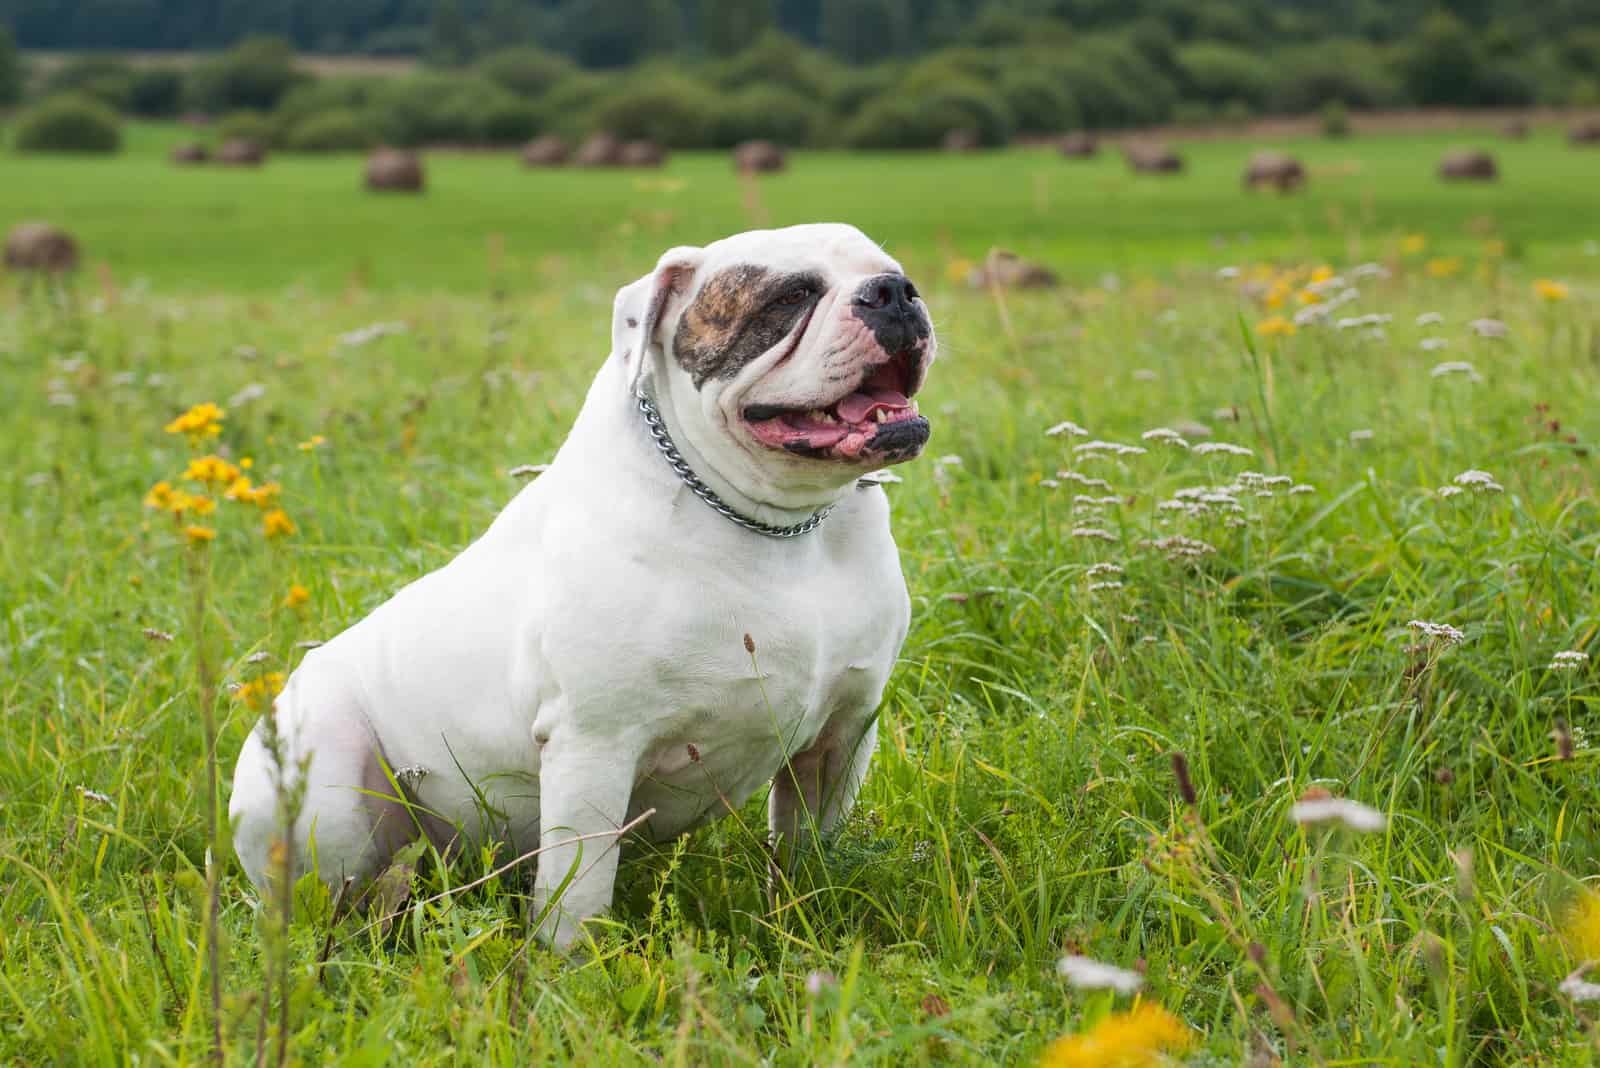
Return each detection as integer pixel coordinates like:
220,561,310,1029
773,285,815,307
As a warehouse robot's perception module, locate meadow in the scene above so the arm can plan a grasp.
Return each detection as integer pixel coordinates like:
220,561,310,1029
2,124,1600,1065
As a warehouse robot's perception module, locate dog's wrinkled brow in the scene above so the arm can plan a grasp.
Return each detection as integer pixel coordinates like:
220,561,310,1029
672,265,826,388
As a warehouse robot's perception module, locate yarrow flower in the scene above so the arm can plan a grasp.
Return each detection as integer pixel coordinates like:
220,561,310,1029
1550,650,1588,671
1056,956,1143,994
1415,312,1444,326
1407,619,1466,645
1468,318,1508,338
1046,421,1090,438
1534,279,1570,302
1074,440,1147,458
1419,337,1450,352
1192,441,1253,458
1452,469,1504,493
1290,790,1387,833
1430,361,1480,380
1140,427,1189,449
164,402,225,443
1038,1003,1193,1068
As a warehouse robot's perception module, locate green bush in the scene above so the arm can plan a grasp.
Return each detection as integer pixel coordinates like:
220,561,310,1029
1321,99,1350,138
963,10,1073,48
709,85,821,148
12,93,122,153
1172,100,1214,126
477,46,575,99
0,24,20,108
583,72,719,148
42,56,135,110
899,48,1006,94
1178,42,1274,109
533,73,615,139
1052,57,1155,128
369,74,527,146
187,36,305,114
842,79,1013,149
215,110,276,146
1271,40,1404,112
996,69,1080,135
128,67,185,117
481,99,543,144
282,108,377,153
710,31,836,99
828,66,899,122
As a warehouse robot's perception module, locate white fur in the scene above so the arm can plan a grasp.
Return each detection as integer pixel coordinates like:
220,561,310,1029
229,224,935,947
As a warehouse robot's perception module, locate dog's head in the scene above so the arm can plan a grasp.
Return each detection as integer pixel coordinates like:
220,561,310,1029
611,224,936,508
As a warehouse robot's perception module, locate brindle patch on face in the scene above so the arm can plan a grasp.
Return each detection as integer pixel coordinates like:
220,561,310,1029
672,265,826,388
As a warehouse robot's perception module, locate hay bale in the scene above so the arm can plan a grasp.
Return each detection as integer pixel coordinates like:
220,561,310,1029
365,148,425,193
941,128,981,153
1124,142,1183,174
1438,149,1497,181
4,222,80,274
1057,131,1098,158
574,132,624,167
733,140,786,174
619,139,667,168
216,138,266,166
170,142,210,165
1571,118,1600,146
1243,151,1306,192
521,135,570,166
1501,117,1529,140
967,249,1058,291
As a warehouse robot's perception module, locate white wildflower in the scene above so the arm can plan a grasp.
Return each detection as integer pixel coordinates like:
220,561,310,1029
1057,955,1143,994
1216,266,1240,280
1074,440,1147,458
1416,312,1444,326
1468,318,1508,339
1192,441,1253,458
1088,581,1124,592
1074,495,1121,507
1293,303,1333,327
936,455,963,466
1046,421,1089,438
1057,471,1113,491
1560,965,1600,1003
1133,368,1158,382
1429,361,1480,380
1550,650,1589,671
1212,406,1241,422
1420,337,1450,352
1038,478,1059,489
76,786,114,806
1407,620,1466,645
1141,427,1189,448
1289,484,1315,495
338,321,408,347
1072,527,1118,542
228,382,267,407
1290,796,1387,833
1139,534,1216,559
1350,262,1390,280
1452,469,1503,493
1436,485,1464,499
1087,563,1124,578
1348,429,1375,443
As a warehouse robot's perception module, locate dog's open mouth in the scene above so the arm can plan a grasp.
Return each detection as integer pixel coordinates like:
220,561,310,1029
742,351,929,461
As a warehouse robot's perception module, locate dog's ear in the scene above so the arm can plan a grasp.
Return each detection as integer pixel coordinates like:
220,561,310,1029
612,246,702,396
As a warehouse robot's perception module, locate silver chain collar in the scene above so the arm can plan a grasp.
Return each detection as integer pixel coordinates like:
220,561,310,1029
636,391,833,538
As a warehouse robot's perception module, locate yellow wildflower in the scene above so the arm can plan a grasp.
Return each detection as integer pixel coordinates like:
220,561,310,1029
1256,316,1297,338
182,454,241,486
1401,233,1427,255
1564,892,1600,960
144,481,176,510
240,457,254,470
164,402,225,443
1263,280,1292,309
234,672,286,708
1426,257,1462,278
1039,1003,1194,1068
181,493,217,516
297,434,327,451
1296,287,1323,305
1482,238,1505,258
283,583,310,609
262,508,297,538
1534,279,1570,302
945,257,975,283
1308,264,1334,284
184,524,217,544
223,476,254,501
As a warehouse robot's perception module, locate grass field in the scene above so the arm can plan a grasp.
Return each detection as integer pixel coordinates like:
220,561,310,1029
3,126,1600,1065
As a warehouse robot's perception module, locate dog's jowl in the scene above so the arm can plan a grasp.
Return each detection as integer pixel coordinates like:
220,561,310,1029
229,224,937,948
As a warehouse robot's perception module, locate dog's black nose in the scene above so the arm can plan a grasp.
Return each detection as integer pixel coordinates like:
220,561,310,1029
853,274,920,316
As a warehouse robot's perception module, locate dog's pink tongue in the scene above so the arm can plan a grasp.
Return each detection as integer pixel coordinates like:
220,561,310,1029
836,388,911,424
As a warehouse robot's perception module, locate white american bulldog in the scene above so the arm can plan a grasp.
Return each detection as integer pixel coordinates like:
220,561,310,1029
229,222,936,947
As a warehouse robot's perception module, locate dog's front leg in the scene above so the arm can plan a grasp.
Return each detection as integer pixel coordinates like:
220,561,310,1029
768,716,879,879
532,731,637,950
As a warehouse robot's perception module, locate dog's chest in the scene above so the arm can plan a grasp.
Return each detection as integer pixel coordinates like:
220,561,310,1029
602,539,905,838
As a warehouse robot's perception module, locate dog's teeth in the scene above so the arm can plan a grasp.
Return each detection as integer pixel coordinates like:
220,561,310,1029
810,409,828,422
911,400,919,414
875,410,888,423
